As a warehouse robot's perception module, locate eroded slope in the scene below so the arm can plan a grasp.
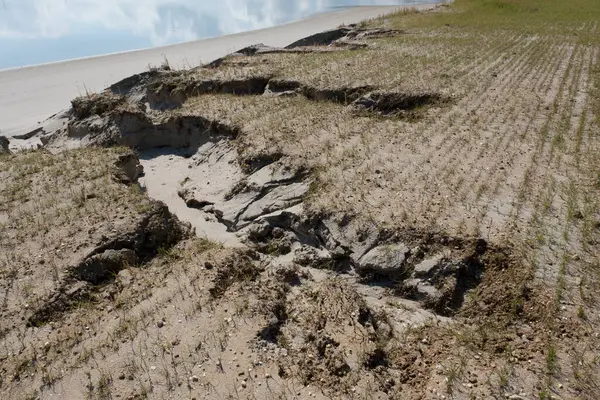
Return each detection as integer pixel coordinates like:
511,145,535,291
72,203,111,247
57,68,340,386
2,1,600,399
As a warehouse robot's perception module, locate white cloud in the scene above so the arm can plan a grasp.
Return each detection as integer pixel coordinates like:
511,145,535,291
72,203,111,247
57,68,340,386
0,1,228,45
0,0,411,46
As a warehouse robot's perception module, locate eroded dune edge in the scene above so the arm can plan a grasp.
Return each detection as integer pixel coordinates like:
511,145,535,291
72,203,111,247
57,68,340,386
1,1,600,399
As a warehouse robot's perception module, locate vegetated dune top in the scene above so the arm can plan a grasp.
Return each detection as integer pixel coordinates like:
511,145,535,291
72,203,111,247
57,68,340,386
0,4,438,139
1,1,600,399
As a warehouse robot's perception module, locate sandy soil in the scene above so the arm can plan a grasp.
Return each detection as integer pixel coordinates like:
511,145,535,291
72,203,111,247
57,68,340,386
1,1,600,399
138,147,243,247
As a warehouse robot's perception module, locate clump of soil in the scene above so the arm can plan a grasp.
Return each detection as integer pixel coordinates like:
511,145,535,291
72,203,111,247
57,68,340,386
0,136,10,154
352,91,450,119
209,250,263,298
71,92,126,119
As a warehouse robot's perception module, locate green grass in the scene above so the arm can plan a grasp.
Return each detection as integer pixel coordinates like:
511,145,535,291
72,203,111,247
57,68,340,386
594,63,600,129
390,0,600,41
546,343,558,375
577,305,586,320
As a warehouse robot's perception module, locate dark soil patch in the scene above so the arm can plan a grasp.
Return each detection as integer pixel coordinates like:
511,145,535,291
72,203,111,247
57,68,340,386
27,282,92,327
71,93,126,120
148,76,272,110
209,250,262,298
352,91,451,119
240,152,284,174
285,27,353,49
303,85,375,105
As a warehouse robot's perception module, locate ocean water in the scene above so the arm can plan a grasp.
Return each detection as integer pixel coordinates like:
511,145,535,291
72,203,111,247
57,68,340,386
0,0,438,69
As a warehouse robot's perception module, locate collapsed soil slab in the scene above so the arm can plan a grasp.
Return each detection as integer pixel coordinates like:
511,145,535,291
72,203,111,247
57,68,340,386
0,136,10,154
352,91,451,117
285,27,354,48
242,210,501,316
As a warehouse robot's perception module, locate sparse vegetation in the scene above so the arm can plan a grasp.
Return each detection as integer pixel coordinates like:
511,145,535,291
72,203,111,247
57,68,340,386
2,0,600,399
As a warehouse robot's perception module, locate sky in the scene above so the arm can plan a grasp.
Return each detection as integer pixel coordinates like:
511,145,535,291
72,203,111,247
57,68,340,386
0,0,435,69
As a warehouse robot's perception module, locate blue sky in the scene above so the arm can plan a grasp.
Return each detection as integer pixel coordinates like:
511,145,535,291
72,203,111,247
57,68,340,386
0,0,434,69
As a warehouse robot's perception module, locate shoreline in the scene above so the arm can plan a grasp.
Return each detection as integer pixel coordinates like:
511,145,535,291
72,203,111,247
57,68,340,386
0,3,441,140
0,2,440,74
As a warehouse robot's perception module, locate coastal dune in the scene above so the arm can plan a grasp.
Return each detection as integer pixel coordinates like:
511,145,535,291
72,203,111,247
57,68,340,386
2,0,600,398
0,5,435,140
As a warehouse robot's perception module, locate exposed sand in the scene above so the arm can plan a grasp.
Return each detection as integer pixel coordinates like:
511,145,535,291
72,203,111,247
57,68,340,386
0,4,437,142
139,147,245,247
0,3,443,250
